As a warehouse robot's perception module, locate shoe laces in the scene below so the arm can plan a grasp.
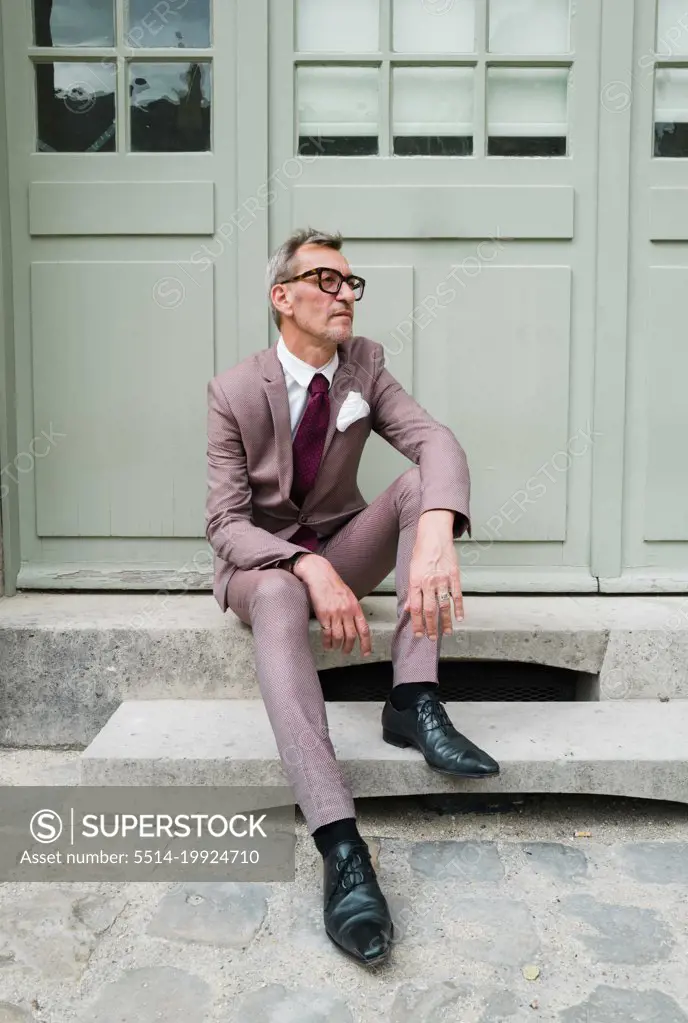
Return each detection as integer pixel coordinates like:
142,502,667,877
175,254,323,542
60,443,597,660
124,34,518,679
417,695,452,733
334,846,374,893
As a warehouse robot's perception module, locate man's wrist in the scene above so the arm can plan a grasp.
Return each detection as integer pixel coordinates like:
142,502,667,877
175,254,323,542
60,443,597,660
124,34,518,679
292,552,317,579
280,551,311,574
418,509,456,539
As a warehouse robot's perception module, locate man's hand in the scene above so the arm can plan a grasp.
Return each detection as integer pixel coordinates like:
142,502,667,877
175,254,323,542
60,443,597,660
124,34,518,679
294,555,372,657
404,510,464,640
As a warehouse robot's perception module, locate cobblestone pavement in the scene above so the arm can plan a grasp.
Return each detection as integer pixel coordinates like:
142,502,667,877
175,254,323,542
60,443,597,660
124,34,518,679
0,751,687,1022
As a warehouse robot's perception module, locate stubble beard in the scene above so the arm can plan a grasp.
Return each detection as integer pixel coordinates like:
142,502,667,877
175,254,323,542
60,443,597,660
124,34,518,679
322,316,353,345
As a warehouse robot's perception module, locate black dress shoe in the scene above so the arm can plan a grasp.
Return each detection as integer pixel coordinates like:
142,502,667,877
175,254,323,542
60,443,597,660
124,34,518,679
323,839,393,966
381,689,500,778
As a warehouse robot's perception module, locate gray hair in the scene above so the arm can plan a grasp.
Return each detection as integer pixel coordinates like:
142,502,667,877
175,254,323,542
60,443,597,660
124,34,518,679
266,227,343,328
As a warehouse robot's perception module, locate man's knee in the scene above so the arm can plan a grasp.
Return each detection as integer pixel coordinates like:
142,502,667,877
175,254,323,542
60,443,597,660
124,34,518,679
251,568,310,617
397,466,422,505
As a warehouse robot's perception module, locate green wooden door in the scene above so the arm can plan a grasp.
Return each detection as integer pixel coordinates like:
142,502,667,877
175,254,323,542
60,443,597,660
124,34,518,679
0,0,267,590
268,0,603,592
5,0,677,595
596,0,688,592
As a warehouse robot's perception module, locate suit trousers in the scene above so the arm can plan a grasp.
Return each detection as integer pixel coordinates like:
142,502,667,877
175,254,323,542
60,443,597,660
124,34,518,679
225,466,445,833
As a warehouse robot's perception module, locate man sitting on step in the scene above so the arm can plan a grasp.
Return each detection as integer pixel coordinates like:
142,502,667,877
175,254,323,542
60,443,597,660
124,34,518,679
205,226,499,967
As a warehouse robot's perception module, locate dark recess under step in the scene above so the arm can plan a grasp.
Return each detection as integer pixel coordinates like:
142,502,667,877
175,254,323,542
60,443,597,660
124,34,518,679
319,659,587,702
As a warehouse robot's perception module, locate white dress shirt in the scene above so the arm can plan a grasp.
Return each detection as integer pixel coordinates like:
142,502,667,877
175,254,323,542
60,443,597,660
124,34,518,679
276,335,339,439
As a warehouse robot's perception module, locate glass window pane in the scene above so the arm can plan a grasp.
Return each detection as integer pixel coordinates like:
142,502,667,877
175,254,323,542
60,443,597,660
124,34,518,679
297,0,379,52
487,67,569,156
393,0,476,53
393,66,474,155
130,62,211,152
35,62,116,152
655,68,688,157
489,0,570,54
297,66,379,156
127,0,211,49
34,0,114,47
657,0,688,56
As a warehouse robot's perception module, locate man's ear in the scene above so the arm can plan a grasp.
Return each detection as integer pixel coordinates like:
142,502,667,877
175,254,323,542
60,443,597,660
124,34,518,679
271,283,292,321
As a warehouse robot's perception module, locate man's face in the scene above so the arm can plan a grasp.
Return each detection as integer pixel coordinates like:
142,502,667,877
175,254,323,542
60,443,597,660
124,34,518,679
276,244,357,344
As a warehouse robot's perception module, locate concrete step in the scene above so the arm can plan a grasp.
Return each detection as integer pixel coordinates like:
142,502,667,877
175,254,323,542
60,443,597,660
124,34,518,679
80,699,688,804
3,593,688,747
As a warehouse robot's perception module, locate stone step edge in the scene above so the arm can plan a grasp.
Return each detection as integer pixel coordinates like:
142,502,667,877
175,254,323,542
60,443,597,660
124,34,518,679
80,700,688,805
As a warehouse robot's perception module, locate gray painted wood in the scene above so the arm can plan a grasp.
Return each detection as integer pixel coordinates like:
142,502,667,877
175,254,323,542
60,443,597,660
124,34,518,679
292,184,575,239
590,0,634,582
0,0,239,583
2,0,684,593
29,181,216,236
31,259,214,536
236,0,270,363
270,0,599,591
643,269,688,540
0,0,18,595
650,187,688,240
425,264,573,542
603,0,688,589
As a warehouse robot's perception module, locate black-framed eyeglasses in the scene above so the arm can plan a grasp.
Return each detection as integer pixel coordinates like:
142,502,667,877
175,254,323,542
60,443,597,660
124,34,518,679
281,266,366,301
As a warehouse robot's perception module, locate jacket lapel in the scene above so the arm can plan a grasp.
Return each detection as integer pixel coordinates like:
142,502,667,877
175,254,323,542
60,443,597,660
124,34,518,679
262,347,296,503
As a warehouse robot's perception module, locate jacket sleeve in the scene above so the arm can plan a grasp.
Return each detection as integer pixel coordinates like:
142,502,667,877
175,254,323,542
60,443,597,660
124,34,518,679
369,343,472,539
205,378,317,570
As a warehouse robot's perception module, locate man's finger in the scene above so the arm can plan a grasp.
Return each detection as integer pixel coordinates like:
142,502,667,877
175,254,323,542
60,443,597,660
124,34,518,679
450,566,464,622
435,576,453,634
354,612,372,656
330,616,345,651
320,615,333,650
438,596,453,635
422,580,439,640
342,615,358,655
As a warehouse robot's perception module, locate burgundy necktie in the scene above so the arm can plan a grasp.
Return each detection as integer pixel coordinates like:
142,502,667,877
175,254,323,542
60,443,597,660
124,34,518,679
290,372,330,550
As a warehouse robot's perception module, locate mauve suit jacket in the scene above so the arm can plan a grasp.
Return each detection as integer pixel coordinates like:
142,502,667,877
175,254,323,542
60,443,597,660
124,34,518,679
206,335,472,612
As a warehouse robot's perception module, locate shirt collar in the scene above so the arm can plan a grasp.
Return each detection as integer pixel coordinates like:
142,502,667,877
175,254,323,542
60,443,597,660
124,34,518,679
276,335,338,390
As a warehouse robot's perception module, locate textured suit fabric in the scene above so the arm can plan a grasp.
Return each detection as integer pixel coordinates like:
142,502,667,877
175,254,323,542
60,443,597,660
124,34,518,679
206,335,471,613
226,466,446,832
206,334,473,833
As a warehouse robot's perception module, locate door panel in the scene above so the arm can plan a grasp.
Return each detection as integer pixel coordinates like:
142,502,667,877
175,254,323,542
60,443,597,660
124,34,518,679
427,264,573,543
291,184,575,238
31,259,213,537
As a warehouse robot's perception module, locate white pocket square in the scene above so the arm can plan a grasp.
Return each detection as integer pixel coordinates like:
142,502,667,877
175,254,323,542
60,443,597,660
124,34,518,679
336,390,371,432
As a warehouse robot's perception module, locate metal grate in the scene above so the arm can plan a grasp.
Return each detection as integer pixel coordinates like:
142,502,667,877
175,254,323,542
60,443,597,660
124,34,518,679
318,659,581,702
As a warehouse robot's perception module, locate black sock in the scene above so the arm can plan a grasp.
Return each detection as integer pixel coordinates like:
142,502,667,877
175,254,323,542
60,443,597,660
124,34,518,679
390,681,439,711
312,817,362,858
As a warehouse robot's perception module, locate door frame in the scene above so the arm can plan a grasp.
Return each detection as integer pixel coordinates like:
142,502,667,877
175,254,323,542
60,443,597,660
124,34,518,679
590,0,635,585
0,0,19,596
